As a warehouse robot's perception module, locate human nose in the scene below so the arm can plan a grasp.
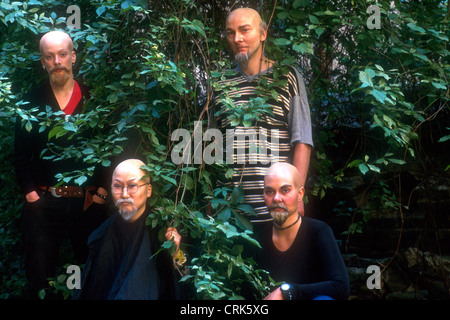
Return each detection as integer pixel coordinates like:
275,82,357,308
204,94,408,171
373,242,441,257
121,187,130,198
273,191,282,203
234,31,242,43
54,54,61,64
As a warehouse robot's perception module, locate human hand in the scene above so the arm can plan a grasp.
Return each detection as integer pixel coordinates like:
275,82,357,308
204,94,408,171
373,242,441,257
25,191,40,203
264,287,283,300
92,187,107,204
165,227,181,256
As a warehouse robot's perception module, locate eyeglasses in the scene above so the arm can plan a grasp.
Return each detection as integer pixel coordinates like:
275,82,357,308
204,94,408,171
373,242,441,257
111,183,148,195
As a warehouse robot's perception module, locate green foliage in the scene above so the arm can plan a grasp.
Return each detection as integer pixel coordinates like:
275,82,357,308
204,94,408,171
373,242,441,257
0,0,448,299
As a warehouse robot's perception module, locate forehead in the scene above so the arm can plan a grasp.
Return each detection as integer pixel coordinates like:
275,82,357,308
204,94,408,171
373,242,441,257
40,35,72,53
264,170,295,188
112,165,144,182
226,10,260,28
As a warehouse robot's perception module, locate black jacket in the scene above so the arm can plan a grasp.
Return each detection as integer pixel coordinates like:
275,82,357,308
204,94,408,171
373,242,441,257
73,209,184,300
14,79,107,194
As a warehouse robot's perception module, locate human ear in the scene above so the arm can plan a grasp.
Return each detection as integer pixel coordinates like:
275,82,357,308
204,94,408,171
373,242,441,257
146,184,152,198
297,186,305,202
260,28,267,42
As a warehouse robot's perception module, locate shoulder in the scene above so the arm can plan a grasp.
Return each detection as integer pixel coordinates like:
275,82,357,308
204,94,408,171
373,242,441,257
302,216,334,236
217,67,241,82
87,214,117,245
75,79,91,98
21,82,51,109
284,66,306,87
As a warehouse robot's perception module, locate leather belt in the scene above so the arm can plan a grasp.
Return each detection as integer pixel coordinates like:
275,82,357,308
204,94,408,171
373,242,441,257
38,185,98,211
39,185,89,198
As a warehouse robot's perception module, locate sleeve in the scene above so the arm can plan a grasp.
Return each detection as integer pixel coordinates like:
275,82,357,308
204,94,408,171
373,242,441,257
287,68,314,148
292,223,350,300
14,114,36,195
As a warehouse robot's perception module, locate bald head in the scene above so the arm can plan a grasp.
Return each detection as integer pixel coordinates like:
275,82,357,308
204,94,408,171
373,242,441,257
111,159,152,222
112,159,149,183
264,162,302,189
226,8,267,33
40,31,73,54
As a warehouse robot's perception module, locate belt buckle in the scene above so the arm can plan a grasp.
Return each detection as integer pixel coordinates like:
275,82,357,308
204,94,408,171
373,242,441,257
50,187,62,198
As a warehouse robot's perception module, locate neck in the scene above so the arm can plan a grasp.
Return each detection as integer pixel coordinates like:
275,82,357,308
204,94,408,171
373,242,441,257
128,206,147,223
273,212,301,234
50,76,74,94
240,51,272,77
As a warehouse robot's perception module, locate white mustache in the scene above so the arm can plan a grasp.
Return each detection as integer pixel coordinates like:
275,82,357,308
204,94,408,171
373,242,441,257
115,198,134,206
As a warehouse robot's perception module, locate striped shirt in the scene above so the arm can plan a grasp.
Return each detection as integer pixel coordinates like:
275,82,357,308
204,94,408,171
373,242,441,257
213,65,313,223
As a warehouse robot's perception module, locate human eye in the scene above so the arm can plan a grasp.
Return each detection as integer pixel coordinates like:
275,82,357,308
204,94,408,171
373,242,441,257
112,184,123,192
128,184,138,193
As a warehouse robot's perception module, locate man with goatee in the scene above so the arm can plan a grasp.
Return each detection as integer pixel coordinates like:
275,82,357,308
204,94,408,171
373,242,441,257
213,8,313,226
259,163,349,300
73,159,185,300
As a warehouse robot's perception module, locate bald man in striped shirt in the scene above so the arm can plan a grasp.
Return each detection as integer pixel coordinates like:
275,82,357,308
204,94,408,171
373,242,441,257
213,8,313,227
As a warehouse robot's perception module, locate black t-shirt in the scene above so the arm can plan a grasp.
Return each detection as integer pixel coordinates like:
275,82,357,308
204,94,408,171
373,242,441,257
257,217,350,300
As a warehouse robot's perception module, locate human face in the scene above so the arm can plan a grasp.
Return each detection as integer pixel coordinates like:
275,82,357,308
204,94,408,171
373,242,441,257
111,165,152,223
264,170,303,226
40,34,75,87
225,9,267,67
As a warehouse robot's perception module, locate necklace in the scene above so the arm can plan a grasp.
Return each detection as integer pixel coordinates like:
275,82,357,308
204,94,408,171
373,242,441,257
273,214,301,231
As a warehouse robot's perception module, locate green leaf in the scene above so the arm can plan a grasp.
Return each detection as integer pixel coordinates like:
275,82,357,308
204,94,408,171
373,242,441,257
438,135,450,142
315,27,325,37
309,14,319,24
388,158,406,165
217,222,239,238
96,6,106,16
407,22,426,34
273,38,291,46
359,71,373,88
218,208,231,222
367,164,380,173
432,82,447,90
358,163,369,175
371,89,387,104
74,175,87,186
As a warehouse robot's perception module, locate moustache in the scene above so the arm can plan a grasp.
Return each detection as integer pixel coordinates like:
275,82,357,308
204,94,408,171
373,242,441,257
268,204,288,211
115,198,134,206
50,67,69,73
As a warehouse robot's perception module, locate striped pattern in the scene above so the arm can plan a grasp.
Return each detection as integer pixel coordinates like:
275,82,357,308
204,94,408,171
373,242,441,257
214,66,303,223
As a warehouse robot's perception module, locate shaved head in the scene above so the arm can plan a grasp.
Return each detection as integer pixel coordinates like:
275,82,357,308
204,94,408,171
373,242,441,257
40,30,73,54
264,162,302,189
226,8,267,33
111,159,152,222
112,159,150,183
264,162,304,227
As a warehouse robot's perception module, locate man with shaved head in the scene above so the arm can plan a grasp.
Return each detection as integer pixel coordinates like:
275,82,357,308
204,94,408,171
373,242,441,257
255,162,350,300
14,30,108,298
73,159,184,300
213,7,313,226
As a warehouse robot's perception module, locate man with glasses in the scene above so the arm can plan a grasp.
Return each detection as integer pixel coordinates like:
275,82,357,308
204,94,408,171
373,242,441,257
73,159,185,300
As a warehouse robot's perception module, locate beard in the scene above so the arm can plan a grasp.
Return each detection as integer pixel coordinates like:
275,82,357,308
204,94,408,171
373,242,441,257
115,198,137,221
234,52,250,69
268,204,289,226
49,67,71,87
